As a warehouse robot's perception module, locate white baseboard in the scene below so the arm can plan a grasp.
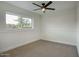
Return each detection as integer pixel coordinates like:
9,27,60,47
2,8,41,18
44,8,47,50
0,38,76,53
0,39,39,53
41,39,76,46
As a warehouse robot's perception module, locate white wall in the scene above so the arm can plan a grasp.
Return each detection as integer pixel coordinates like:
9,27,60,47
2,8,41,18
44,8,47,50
77,2,79,55
0,2,41,53
41,7,77,46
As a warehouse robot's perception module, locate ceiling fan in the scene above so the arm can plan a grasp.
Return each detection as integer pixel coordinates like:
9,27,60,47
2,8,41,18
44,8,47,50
32,1,55,13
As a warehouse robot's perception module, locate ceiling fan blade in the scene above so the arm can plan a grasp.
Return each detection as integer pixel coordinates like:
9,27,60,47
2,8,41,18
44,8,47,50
33,8,41,11
44,1,52,8
46,8,55,10
32,3,42,7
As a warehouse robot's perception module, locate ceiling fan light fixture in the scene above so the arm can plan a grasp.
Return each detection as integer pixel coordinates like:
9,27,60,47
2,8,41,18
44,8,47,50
42,8,45,12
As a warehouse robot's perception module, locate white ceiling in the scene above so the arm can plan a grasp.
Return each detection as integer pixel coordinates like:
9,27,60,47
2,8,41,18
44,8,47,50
5,1,77,15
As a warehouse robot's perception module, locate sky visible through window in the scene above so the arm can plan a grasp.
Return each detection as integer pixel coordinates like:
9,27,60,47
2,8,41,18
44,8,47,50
6,14,19,25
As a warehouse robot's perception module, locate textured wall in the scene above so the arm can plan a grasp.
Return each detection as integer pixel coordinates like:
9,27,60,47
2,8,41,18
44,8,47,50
0,2,41,53
41,7,76,45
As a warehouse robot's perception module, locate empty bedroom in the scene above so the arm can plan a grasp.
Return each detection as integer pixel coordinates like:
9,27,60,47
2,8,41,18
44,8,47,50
0,0,79,57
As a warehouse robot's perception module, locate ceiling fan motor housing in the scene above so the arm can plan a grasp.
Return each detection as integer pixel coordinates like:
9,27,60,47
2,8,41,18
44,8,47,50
42,3,45,6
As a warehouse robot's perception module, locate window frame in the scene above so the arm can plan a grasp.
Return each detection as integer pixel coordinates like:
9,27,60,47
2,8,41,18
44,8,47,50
5,12,34,31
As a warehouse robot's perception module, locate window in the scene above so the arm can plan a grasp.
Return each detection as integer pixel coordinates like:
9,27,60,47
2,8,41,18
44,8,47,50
6,13,32,29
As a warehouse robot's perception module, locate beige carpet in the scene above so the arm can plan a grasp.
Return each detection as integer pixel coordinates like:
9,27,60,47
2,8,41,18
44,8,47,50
2,40,78,57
